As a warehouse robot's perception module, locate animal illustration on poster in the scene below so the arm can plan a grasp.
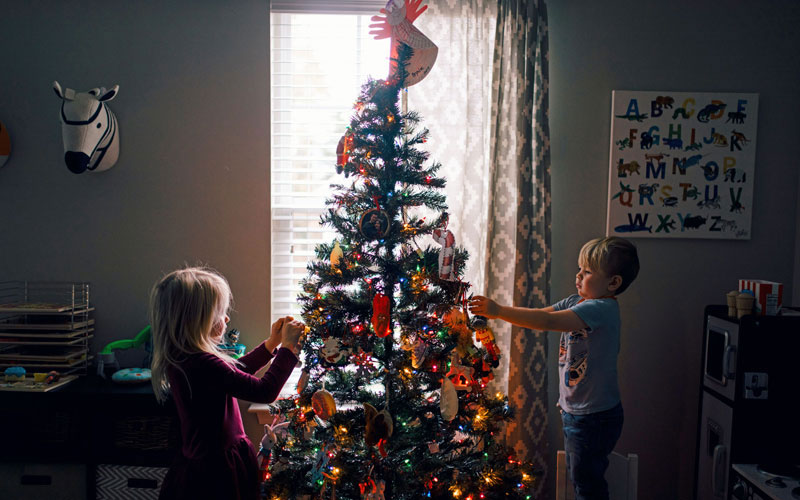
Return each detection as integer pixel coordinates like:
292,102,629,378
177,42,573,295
606,90,758,239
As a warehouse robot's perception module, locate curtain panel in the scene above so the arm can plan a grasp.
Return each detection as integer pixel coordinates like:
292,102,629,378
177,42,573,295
486,0,552,497
412,0,551,496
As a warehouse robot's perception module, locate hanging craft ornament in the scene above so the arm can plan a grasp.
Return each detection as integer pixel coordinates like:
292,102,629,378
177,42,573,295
321,336,350,364
257,413,290,482
360,478,386,500
411,337,429,369
475,327,501,368
297,369,310,394
336,129,353,175
364,403,393,457
330,241,344,269
440,376,458,421
371,293,392,337
432,227,456,281
0,119,11,168
369,0,438,87
360,208,391,240
446,350,475,392
312,389,337,420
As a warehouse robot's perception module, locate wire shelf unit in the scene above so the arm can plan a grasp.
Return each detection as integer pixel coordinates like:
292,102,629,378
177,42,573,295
0,281,93,378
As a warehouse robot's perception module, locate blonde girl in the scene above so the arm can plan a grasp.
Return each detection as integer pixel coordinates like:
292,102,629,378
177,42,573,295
150,267,303,500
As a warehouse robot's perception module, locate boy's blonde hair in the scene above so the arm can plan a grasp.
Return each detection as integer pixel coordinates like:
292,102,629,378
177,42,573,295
149,266,236,402
579,237,640,295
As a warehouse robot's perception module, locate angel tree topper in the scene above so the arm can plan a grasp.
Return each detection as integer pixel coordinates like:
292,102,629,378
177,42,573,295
53,81,120,174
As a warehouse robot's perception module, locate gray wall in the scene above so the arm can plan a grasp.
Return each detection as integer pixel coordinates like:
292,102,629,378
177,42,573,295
548,1,800,499
0,0,271,440
1,2,799,500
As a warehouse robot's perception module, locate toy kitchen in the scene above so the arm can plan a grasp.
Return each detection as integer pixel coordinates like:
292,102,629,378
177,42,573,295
694,305,800,500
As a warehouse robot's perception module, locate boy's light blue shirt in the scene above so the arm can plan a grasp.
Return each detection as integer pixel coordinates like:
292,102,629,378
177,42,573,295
552,294,621,415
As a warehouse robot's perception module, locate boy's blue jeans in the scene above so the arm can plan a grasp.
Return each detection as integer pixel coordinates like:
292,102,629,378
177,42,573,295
561,403,624,500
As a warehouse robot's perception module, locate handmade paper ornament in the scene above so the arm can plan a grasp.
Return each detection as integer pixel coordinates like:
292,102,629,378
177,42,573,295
360,208,391,240
446,351,475,392
432,228,456,280
370,0,438,87
330,241,344,268
364,403,393,457
336,130,353,174
297,369,310,393
360,478,386,500
372,293,392,337
411,337,429,369
321,336,348,364
311,442,334,483
475,327,500,368
312,389,337,420
257,414,290,482
440,376,458,421
0,119,10,168
53,81,120,174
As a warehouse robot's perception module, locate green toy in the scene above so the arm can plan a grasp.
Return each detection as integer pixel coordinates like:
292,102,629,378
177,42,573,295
97,325,152,380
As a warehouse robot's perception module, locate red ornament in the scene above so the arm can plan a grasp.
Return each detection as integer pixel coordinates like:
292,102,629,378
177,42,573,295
372,293,391,337
336,130,353,171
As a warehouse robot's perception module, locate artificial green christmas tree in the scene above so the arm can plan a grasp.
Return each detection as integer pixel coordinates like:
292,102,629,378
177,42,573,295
261,42,537,500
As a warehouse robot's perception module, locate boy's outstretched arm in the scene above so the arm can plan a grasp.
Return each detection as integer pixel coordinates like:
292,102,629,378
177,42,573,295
469,296,586,332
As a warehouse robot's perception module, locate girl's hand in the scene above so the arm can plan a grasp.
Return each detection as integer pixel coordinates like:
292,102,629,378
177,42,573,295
265,316,291,352
281,319,306,355
468,296,501,319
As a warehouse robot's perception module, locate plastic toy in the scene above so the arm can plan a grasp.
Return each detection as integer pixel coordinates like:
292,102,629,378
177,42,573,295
4,366,26,382
97,325,152,381
218,328,246,358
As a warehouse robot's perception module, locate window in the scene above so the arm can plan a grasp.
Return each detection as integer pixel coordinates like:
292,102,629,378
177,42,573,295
270,6,389,324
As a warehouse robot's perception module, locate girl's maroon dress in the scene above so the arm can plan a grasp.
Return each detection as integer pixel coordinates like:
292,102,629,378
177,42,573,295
159,344,298,500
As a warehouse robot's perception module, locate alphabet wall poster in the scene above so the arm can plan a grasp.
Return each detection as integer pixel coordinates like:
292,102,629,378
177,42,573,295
606,91,758,239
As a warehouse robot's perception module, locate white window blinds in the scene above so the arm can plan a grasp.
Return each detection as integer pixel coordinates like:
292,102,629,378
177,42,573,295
270,11,390,323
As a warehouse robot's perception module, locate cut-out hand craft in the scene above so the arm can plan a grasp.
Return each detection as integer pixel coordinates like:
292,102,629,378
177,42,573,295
369,0,438,87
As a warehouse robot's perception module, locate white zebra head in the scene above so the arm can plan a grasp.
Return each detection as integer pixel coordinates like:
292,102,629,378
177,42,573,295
53,81,119,174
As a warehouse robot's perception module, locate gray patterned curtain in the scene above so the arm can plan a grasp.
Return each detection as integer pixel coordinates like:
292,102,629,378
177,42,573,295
411,0,551,496
485,0,551,497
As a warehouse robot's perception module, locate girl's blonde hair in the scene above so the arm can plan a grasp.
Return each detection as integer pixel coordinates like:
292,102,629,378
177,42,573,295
149,266,236,402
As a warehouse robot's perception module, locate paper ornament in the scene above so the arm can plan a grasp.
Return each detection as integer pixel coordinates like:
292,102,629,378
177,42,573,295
446,351,475,392
411,337,429,369
364,403,393,457
360,208,391,240
372,293,392,337
432,228,456,280
297,369,310,394
0,119,10,168
321,336,349,364
370,0,438,87
330,241,343,268
336,130,353,174
475,327,500,367
53,81,120,174
440,376,458,421
312,389,337,420
360,478,386,500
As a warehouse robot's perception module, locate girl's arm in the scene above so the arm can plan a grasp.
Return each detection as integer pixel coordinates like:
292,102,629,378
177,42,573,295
206,348,298,404
469,296,586,332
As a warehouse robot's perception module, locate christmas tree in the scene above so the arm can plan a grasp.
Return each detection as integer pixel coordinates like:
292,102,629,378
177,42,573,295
261,41,537,500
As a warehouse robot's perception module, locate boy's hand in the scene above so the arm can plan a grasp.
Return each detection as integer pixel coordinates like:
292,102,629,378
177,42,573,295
468,296,501,319
281,319,306,355
265,316,291,352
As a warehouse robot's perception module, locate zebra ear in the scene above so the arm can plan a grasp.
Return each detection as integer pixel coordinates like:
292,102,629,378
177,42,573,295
98,85,119,102
53,81,75,101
